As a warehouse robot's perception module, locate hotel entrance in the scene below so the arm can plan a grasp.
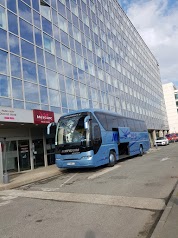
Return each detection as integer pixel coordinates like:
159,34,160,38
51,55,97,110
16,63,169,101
2,139,31,173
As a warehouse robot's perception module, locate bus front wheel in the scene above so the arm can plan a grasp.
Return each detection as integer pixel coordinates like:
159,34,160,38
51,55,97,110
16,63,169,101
108,151,116,167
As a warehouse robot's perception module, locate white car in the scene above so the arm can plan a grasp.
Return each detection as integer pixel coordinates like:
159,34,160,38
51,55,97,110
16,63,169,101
155,137,169,146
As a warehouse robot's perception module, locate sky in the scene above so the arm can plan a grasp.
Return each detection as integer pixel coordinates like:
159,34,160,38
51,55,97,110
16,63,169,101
118,0,178,88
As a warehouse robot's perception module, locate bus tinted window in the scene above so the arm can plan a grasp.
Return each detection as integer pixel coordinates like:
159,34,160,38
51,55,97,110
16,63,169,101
94,112,107,130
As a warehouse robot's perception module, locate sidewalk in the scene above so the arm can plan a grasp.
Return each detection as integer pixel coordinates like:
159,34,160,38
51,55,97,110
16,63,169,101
0,165,62,191
151,182,178,238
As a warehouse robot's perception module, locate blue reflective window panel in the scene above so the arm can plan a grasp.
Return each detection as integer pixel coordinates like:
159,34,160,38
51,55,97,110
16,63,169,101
65,77,74,94
72,14,79,28
0,29,7,50
33,11,41,29
69,37,75,51
47,69,58,89
49,89,60,107
13,100,24,109
38,65,46,85
51,0,57,9
57,58,64,74
26,102,40,110
55,41,61,58
24,81,39,102
42,17,52,35
9,34,20,55
61,30,69,47
21,40,35,61
68,22,73,37
52,9,58,25
76,97,81,109
12,78,23,99
18,0,32,23
53,25,60,41
40,86,48,104
41,104,49,110
61,92,67,107
57,2,65,17
34,28,42,47
66,8,71,22
7,0,17,13
66,0,70,10
32,0,39,11
23,59,37,83
79,20,84,32
62,107,68,113
75,41,82,55
73,66,78,80
10,55,21,78
0,0,5,6
36,47,44,65
50,106,61,114
0,98,11,107
63,61,73,78
20,19,33,42
0,50,8,74
23,0,31,6
59,74,65,91
71,51,76,66
0,75,10,97
45,52,56,71
74,81,80,96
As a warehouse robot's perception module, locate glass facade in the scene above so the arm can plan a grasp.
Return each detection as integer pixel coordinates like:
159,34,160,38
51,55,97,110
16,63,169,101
0,0,168,130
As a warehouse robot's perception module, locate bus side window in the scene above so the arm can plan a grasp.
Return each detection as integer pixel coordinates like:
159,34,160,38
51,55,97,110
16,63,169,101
94,125,101,140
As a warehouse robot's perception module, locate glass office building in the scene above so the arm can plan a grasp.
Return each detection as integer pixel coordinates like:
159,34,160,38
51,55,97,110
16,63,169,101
0,0,168,172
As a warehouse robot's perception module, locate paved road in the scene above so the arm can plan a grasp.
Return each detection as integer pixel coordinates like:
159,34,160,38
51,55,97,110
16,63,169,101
0,143,178,238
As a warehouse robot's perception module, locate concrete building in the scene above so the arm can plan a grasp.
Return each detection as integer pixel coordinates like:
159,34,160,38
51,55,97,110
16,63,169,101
162,83,178,133
0,0,168,173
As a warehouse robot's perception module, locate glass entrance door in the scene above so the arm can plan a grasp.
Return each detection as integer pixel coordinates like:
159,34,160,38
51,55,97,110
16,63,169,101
2,141,18,173
18,140,31,171
32,139,44,169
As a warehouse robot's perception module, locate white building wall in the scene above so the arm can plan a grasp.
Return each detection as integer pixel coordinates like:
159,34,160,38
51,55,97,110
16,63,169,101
162,83,178,133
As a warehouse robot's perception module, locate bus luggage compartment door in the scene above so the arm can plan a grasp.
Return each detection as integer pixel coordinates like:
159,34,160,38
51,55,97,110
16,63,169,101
118,127,131,143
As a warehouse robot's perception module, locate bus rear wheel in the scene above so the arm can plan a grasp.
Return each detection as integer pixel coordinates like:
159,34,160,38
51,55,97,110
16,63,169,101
139,145,143,156
108,151,116,167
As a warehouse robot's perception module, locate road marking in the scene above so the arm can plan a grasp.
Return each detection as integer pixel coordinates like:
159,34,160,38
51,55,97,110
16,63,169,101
0,190,165,211
160,158,170,162
0,195,17,207
88,164,121,180
60,173,77,187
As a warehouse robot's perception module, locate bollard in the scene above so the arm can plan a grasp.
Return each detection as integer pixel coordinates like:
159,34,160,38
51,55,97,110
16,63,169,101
3,172,9,184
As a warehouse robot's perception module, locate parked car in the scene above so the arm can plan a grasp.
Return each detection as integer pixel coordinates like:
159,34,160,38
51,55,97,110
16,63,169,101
155,137,169,146
165,133,178,142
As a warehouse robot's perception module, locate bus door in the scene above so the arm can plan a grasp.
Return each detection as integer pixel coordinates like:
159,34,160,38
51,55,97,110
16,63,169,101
118,127,131,157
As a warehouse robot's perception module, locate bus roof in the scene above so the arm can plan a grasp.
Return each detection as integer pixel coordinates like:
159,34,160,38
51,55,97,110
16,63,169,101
60,108,145,122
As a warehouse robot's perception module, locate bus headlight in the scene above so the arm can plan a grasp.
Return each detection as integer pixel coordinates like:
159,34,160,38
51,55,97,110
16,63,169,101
81,156,92,160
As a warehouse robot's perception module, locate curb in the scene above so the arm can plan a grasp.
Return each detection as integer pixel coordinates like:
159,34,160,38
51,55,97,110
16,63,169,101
0,170,62,191
150,182,178,238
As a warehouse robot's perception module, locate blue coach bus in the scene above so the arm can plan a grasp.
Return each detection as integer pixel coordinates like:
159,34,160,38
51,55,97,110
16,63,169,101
47,109,150,168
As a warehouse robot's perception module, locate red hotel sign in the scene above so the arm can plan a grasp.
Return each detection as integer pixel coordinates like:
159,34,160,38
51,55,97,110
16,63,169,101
33,110,54,124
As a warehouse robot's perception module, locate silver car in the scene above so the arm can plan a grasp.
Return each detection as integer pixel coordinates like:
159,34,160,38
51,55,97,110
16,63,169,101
155,137,169,146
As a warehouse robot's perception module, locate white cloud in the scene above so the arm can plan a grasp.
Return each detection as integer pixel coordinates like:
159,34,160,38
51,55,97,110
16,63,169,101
119,0,178,87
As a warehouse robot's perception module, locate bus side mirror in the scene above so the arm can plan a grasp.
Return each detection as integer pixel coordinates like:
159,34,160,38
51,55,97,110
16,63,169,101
84,116,90,130
47,122,56,135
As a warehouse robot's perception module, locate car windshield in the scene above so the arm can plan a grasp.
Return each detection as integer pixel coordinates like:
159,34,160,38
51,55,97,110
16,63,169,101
156,137,165,140
55,114,87,145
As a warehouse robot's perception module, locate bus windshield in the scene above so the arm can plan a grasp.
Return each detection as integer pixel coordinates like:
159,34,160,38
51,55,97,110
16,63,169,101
55,114,88,146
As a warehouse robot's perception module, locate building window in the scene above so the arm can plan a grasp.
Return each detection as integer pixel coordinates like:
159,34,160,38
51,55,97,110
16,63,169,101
40,0,51,20
43,33,54,53
0,50,8,74
0,75,10,97
0,6,6,29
